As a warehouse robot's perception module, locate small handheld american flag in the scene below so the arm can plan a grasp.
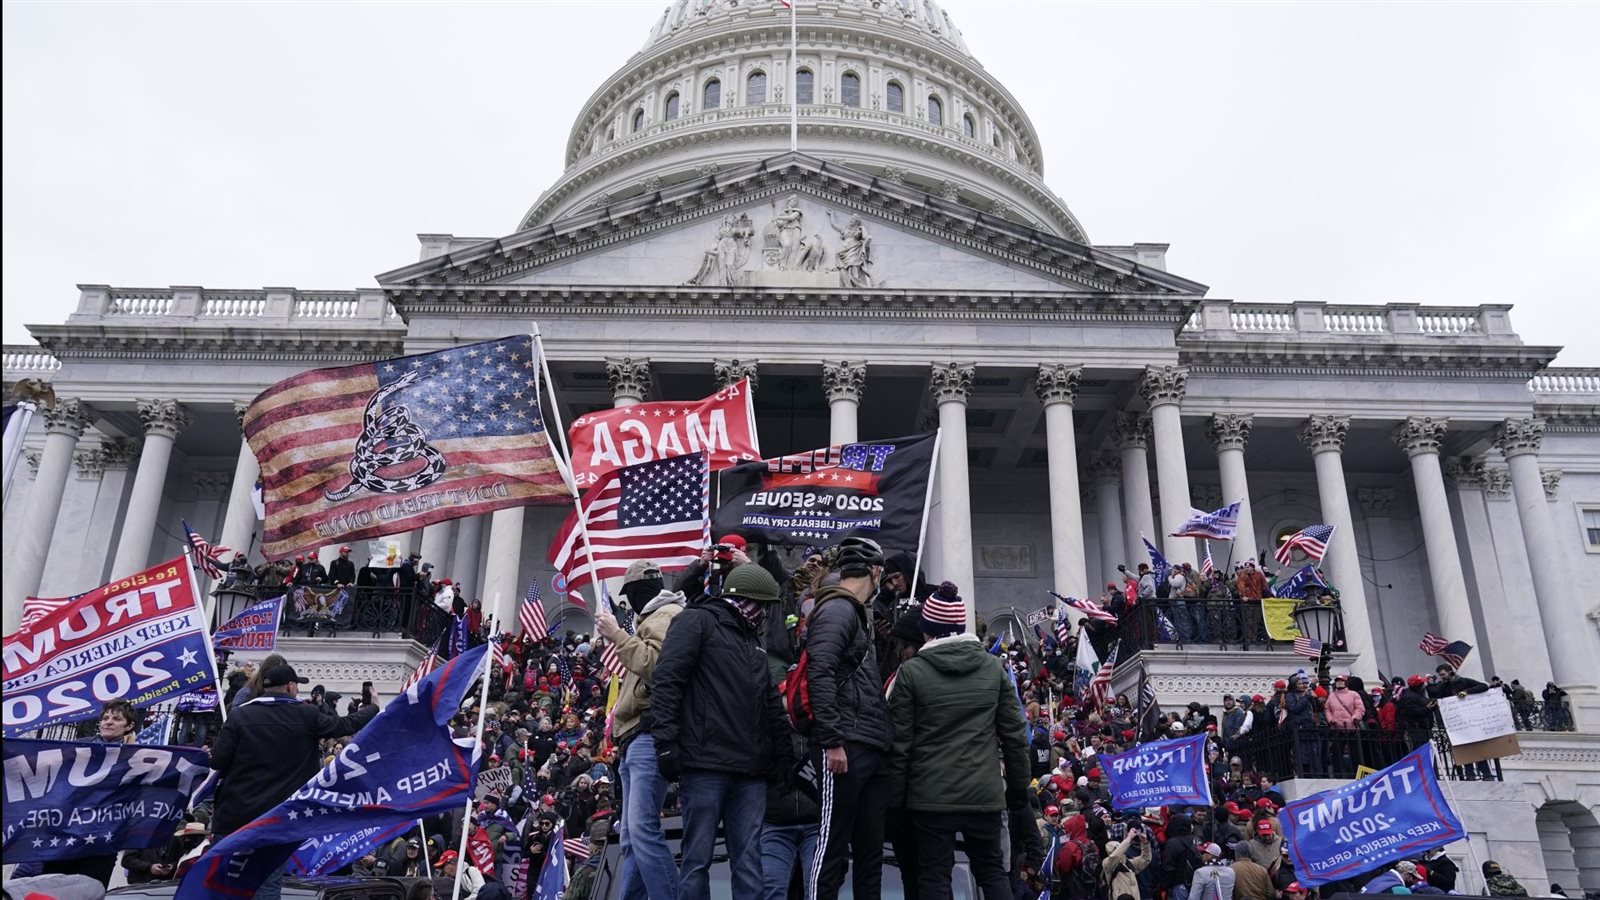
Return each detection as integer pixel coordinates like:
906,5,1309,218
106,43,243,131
182,519,230,579
519,579,548,640
1292,635,1324,659
1275,524,1334,565
1419,631,1472,669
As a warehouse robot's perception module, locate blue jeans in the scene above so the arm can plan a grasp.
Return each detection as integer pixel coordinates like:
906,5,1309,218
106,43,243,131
679,769,766,900
1171,883,1190,900
617,733,680,900
759,822,819,900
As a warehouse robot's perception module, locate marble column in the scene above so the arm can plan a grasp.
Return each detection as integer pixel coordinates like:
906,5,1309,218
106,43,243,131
419,519,457,572
1036,364,1086,599
1206,413,1259,567
931,362,975,627
1494,419,1593,697
1089,452,1125,589
823,361,866,445
112,399,190,578
1140,366,1197,566
1297,415,1376,680
606,357,651,408
482,507,526,634
3,398,95,628
218,402,261,567
713,358,759,391
451,514,487,594
1356,487,1405,676
78,439,138,585
1113,411,1156,567
1392,416,1483,680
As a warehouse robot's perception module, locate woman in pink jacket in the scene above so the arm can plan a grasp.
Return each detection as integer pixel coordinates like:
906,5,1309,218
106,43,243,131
1324,675,1366,728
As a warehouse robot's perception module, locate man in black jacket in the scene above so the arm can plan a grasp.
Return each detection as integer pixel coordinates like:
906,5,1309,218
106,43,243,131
651,564,794,900
328,545,357,586
806,537,895,900
209,662,377,900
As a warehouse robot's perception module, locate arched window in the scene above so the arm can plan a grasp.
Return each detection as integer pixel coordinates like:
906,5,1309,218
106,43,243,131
962,114,975,138
703,78,721,111
606,125,615,143
796,68,814,105
632,109,645,133
664,91,681,121
840,72,861,107
746,70,767,104
886,80,904,113
927,95,943,126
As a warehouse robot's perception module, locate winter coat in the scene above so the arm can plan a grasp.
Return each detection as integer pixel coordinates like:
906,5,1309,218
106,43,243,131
804,585,893,751
1234,834,1283,871
209,695,376,837
1362,870,1408,893
1232,857,1277,900
764,779,820,826
1425,854,1459,891
1484,864,1528,897
1324,687,1366,729
328,557,356,585
1396,689,1434,731
886,634,1030,813
1102,830,1152,899
1162,814,1202,887
609,589,687,743
649,599,793,777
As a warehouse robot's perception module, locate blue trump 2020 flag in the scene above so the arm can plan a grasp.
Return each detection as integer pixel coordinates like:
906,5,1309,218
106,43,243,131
211,597,282,653
287,819,412,876
176,642,490,899
1279,744,1465,887
1100,732,1212,810
3,739,212,863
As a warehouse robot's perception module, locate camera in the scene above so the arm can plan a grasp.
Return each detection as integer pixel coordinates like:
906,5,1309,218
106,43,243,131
1117,564,1127,572
713,543,737,564
324,691,343,707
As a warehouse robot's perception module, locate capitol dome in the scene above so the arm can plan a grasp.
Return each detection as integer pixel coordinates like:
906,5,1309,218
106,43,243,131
519,0,1089,242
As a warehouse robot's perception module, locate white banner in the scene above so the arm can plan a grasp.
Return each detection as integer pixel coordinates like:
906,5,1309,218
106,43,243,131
1438,692,1516,745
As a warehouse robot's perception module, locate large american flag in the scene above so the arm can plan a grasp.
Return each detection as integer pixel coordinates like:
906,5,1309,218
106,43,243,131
1089,641,1119,710
1275,524,1335,565
18,594,81,632
1051,591,1117,624
548,453,710,590
183,519,230,579
1419,632,1472,669
400,642,440,693
243,335,568,560
519,579,548,640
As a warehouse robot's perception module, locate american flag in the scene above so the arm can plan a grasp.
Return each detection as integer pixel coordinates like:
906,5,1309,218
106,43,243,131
1419,632,1473,669
18,594,80,631
242,335,568,560
401,645,440,693
599,637,625,680
563,836,593,861
1200,540,1215,578
1051,591,1117,624
1170,501,1240,540
183,519,230,579
1089,641,1120,710
1054,614,1070,646
519,579,548,640
1275,524,1335,565
548,453,710,590
1293,635,1324,659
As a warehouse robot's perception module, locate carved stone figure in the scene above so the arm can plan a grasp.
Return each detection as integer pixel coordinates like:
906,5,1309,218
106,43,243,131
686,213,755,286
827,211,873,288
763,194,825,271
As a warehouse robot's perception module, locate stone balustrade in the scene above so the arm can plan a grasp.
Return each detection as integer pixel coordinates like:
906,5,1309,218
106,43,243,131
1182,300,1511,339
2,346,62,375
71,285,400,326
1530,368,1600,396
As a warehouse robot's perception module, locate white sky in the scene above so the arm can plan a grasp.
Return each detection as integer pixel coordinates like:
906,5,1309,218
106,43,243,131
3,0,1597,365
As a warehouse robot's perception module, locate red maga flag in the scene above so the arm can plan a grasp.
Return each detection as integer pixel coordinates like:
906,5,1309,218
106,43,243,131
566,380,758,488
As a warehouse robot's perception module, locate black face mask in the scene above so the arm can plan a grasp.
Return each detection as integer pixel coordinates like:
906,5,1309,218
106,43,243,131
623,579,662,611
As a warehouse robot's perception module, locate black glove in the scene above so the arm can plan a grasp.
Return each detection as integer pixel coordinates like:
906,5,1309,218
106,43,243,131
656,741,683,781
1005,785,1030,812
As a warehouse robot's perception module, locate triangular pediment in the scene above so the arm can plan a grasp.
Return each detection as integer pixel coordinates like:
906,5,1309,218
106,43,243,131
377,155,1206,297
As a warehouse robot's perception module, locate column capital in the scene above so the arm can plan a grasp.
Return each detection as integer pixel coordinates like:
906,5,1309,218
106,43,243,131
99,437,140,470
713,358,759,391
1204,413,1254,452
1111,411,1152,451
43,398,95,437
1392,415,1449,457
1484,468,1512,500
1138,365,1189,408
1298,414,1351,454
1193,483,1223,511
822,361,867,403
233,400,251,431
605,357,652,404
195,471,232,501
929,362,974,405
1541,468,1562,500
1357,487,1395,517
1088,451,1122,485
135,399,190,439
1443,457,1489,490
24,449,41,475
1033,363,1082,406
74,448,105,479
1493,417,1544,458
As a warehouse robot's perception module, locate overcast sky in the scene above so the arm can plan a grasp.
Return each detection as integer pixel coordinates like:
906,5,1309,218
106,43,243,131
4,0,1597,365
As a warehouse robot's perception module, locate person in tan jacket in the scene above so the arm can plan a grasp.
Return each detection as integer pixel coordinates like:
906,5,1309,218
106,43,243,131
1101,826,1153,900
595,560,688,900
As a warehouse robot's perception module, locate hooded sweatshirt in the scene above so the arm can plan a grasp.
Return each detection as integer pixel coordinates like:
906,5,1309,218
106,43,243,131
610,589,687,743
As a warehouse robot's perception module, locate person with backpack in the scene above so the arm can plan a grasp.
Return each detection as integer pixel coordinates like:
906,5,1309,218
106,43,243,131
1161,813,1204,900
1101,825,1153,900
1052,812,1104,900
885,581,1030,900
799,537,895,900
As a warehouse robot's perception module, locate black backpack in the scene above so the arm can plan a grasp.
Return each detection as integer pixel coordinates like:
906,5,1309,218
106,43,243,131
1057,836,1102,900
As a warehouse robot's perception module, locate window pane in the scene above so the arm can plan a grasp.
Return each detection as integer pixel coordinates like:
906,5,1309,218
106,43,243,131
665,92,680,121
1585,509,1600,546
747,71,767,104
963,115,975,137
703,79,720,110
886,81,904,113
632,109,645,132
927,96,942,126
797,69,813,104
841,73,860,107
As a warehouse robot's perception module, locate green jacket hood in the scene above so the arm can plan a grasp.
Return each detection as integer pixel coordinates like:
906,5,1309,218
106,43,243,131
916,634,989,676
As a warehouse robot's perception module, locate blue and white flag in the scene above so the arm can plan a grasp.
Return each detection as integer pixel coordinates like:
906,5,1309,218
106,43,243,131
1100,732,1212,810
176,642,490,899
1280,745,1465,887
3,739,212,863
287,819,412,876
1142,534,1170,586
1170,501,1241,541
1073,631,1099,699
1275,564,1328,600
532,822,568,900
137,712,173,745
212,598,282,654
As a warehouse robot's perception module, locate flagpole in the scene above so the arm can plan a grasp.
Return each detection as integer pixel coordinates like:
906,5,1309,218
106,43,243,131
789,0,798,152
418,818,433,877
908,426,942,595
452,647,495,900
185,550,229,724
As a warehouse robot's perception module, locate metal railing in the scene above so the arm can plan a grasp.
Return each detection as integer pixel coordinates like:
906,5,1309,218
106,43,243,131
1507,698,1576,732
1230,726,1502,782
226,581,452,644
1112,598,1314,653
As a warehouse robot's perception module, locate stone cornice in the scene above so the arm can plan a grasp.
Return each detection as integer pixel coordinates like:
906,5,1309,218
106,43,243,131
28,325,407,364
1183,349,1560,378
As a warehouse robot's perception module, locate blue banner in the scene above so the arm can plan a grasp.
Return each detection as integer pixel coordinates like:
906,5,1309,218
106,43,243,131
175,642,489,898
533,822,568,900
1279,745,1465,887
287,819,412,876
2,739,212,863
1100,733,1212,810
212,598,282,653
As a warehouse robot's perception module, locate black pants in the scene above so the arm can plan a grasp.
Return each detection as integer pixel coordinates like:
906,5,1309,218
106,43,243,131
886,807,922,900
809,741,890,900
911,810,1010,900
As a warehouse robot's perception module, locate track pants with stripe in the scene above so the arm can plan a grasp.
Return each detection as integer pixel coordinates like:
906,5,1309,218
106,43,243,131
807,741,890,900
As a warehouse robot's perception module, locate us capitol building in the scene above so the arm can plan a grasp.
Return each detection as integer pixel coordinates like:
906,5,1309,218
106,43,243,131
4,0,1598,887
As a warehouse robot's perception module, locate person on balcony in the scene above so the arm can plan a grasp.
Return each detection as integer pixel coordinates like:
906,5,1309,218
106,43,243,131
1542,682,1570,731
329,545,357,586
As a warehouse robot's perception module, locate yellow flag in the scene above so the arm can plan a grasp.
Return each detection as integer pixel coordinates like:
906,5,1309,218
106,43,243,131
1261,598,1305,642
604,673,620,713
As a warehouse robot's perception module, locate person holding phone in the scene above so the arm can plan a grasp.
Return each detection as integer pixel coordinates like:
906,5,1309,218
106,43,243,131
1102,824,1152,900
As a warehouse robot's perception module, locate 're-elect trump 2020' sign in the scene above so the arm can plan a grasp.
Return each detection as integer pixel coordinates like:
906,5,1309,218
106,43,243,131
1279,745,1466,887
1101,732,1212,810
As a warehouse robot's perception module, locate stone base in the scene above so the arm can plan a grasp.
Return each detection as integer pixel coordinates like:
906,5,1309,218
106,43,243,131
1109,649,1362,710
225,635,431,697
746,269,838,288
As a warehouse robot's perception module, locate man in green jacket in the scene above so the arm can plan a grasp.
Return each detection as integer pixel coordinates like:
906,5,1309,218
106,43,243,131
887,581,1031,900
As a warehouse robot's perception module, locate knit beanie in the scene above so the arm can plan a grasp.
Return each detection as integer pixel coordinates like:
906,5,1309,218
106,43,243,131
919,581,966,637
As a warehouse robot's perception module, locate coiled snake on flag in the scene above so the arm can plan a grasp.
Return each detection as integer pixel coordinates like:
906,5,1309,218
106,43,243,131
324,370,446,501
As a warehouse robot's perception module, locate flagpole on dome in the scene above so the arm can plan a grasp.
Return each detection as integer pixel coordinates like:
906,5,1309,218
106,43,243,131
183,549,229,724
451,642,496,900
787,0,798,153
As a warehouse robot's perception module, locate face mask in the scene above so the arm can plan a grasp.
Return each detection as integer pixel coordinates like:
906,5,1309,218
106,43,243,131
725,596,764,628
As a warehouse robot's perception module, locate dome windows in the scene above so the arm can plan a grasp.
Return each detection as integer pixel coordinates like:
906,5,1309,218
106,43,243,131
796,68,814,105
703,78,721,111
746,70,767,105
962,113,975,138
841,72,861,108
664,91,681,121
886,80,904,113
927,95,943,126
631,108,645,133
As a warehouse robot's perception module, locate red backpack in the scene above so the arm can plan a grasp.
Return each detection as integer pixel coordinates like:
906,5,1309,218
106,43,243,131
778,594,863,734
